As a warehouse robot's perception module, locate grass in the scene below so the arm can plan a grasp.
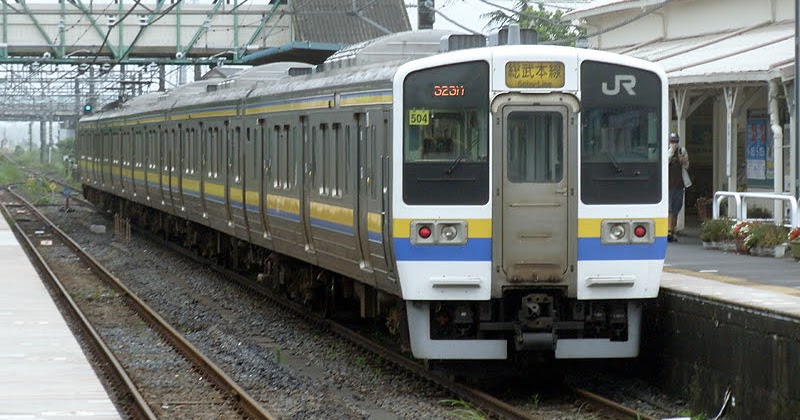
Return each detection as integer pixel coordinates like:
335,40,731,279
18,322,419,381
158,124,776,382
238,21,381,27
0,156,26,184
438,399,486,420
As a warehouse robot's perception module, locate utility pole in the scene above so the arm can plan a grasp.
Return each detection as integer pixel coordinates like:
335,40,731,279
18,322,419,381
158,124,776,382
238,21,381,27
795,0,800,198
418,0,435,30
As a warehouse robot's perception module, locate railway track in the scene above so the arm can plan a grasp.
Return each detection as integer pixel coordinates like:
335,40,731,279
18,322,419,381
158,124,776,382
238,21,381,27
0,186,273,420
7,167,676,419
138,215,664,420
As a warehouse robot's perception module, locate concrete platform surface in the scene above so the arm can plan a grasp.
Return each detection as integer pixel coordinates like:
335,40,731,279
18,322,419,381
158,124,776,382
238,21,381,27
0,214,119,419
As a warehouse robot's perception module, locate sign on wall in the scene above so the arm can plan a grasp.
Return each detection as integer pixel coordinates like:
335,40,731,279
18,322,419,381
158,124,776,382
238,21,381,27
746,117,772,188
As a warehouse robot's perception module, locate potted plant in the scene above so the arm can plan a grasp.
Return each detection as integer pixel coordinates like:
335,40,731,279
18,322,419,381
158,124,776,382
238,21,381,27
789,227,800,260
698,218,732,248
747,223,789,257
731,220,754,254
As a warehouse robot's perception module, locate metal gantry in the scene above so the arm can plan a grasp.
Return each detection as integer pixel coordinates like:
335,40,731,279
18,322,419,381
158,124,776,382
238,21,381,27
1,0,293,123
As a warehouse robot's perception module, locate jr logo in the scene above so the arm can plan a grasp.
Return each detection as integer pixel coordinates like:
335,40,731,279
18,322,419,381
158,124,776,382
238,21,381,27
601,74,637,96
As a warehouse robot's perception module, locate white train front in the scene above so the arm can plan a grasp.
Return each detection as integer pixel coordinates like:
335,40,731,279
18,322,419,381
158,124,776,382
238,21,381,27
77,29,668,361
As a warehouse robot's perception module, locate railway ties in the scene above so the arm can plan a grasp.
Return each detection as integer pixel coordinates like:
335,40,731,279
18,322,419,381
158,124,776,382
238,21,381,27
0,186,273,420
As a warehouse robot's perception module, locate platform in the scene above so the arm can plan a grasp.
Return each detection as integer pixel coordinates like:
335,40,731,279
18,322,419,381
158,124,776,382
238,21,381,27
644,222,800,419
665,223,800,290
0,213,119,418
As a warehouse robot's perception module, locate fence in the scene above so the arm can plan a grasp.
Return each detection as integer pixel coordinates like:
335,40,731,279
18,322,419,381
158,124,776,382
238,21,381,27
712,191,800,228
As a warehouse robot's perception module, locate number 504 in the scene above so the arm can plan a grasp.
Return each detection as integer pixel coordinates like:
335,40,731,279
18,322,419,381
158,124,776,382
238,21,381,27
409,110,430,126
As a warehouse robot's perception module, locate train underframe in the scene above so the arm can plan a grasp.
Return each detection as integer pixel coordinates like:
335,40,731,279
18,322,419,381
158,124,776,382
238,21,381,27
84,186,411,347
85,186,640,360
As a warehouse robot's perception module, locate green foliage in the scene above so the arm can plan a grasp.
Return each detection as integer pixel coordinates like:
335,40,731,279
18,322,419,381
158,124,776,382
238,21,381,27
746,205,772,219
438,399,486,420
273,347,285,364
0,157,25,184
481,1,586,44
57,137,75,159
678,409,707,420
698,218,733,242
746,223,789,248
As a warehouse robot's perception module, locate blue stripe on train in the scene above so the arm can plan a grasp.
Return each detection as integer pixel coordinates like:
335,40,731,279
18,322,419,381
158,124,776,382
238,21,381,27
577,237,667,261
393,238,492,261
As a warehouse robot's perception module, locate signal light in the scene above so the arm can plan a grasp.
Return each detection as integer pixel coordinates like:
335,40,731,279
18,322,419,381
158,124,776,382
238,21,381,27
418,226,432,239
634,226,647,238
82,103,93,114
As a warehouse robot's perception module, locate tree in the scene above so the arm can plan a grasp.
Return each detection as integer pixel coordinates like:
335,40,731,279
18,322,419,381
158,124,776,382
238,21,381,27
482,1,586,45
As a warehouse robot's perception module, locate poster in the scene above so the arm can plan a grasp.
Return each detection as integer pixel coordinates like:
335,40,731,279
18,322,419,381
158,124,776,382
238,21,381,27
746,117,772,188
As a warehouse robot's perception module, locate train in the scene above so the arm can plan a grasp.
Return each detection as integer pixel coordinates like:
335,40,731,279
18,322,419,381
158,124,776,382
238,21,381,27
76,27,668,361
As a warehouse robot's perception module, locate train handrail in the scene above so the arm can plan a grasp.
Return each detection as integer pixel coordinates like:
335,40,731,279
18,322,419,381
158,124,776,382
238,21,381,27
712,191,799,228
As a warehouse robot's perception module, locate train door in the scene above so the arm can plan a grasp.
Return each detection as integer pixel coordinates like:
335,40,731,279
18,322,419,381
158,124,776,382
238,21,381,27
199,124,208,217
144,129,153,200
495,98,574,281
355,113,372,272
226,124,245,227
158,128,168,206
90,132,99,184
131,130,139,196
300,116,315,254
109,132,117,189
241,126,252,240
102,130,110,187
356,111,391,274
258,119,272,239
178,127,187,211
168,129,179,210
119,132,127,191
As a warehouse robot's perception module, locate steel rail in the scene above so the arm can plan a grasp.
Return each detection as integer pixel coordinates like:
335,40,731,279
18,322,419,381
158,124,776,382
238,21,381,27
0,195,156,420
4,186,275,420
146,232,541,420
572,386,658,420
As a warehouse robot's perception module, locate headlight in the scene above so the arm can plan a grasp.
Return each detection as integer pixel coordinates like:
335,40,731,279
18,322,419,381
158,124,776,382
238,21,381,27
609,224,626,240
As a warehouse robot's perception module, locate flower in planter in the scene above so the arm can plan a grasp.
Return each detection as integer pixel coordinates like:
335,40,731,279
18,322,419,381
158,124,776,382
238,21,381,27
731,220,754,239
789,227,800,243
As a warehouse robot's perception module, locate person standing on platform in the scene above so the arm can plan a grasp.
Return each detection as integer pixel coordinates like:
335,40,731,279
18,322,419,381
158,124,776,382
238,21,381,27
668,132,690,242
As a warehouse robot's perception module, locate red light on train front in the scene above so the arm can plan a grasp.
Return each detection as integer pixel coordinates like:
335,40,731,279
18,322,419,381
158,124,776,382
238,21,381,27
633,226,646,238
419,226,432,239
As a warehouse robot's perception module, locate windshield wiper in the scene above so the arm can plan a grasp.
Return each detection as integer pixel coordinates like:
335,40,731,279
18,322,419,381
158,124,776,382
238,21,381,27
445,137,480,174
603,149,623,173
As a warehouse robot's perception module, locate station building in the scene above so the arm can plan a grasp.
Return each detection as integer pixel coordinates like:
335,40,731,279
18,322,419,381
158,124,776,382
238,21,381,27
565,0,796,227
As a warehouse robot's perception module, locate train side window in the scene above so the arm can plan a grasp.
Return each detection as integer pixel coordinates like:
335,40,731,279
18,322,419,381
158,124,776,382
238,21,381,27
198,123,204,176
369,125,378,200
134,132,139,169
247,127,256,183
259,119,269,183
317,124,328,195
184,128,191,175
273,125,281,188
343,125,351,196
332,123,342,198
233,127,241,183
285,125,293,189
188,128,195,175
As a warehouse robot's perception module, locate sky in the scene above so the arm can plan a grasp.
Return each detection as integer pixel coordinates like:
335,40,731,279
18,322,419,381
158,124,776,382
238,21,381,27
405,0,514,34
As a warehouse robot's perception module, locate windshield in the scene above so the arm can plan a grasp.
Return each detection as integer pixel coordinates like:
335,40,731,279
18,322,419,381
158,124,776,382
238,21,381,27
402,60,490,205
405,110,486,163
579,60,663,205
581,108,660,165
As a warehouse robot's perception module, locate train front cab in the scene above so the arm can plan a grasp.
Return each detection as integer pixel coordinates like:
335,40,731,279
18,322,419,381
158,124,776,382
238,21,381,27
394,48,667,360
